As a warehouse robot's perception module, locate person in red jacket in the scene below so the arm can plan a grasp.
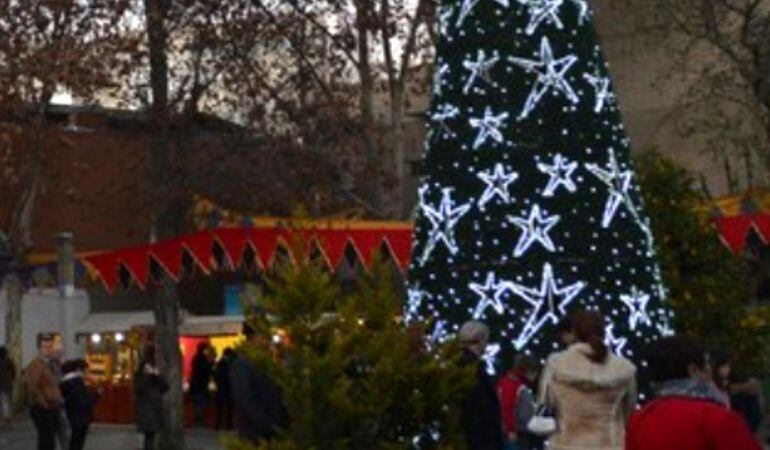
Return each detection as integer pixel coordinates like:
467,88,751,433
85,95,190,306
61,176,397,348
497,348,537,450
626,336,761,450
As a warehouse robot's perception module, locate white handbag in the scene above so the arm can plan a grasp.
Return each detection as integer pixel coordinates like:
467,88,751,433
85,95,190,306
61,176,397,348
527,404,557,437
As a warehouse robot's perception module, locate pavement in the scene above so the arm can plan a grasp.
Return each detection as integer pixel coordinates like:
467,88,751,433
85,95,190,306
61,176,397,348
2,417,768,450
0,419,227,450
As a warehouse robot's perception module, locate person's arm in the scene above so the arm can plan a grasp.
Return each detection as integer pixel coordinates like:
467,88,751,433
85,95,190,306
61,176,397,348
624,377,638,418
537,359,554,408
731,378,762,396
515,387,536,432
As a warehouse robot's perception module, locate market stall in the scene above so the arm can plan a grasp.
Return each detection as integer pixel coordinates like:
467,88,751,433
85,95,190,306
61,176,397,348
75,311,246,424
76,221,412,426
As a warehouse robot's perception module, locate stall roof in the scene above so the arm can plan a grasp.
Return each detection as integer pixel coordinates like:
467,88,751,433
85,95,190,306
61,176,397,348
180,315,244,336
76,311,155,334
75,311,244,336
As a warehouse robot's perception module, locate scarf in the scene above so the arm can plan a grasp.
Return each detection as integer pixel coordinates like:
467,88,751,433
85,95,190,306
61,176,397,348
656,378,729,406
61,371,84,383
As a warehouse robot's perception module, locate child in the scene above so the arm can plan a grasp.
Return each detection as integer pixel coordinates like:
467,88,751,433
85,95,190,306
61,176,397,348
497,347,538,450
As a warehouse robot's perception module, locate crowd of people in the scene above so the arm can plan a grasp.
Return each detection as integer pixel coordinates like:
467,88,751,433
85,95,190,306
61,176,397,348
459,310,765,450
0,326,286,450
135,323,288,449
1,312,769,450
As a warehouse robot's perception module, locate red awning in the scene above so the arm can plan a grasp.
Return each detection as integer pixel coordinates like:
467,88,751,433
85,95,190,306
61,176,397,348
81,226,414,292
713,214,770,255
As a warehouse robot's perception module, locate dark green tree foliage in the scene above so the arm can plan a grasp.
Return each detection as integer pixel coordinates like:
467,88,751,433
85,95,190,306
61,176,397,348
408,0,674,366
636,152,770,370
230,251,473,450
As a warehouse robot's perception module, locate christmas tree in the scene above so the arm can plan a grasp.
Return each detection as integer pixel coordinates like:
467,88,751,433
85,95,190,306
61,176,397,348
408,0,674,370
230,250,474,450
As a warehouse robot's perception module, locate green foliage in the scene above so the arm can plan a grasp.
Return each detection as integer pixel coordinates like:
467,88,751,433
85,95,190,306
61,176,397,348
230,248,474,450
636,151,770,370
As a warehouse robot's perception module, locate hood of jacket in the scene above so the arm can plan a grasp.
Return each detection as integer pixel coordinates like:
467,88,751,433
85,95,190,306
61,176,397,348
548,343,636,391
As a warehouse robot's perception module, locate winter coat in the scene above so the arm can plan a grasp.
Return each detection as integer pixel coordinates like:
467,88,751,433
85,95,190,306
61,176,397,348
60,372,96,429
539,343,636,450
214,358,232,402
23,356,64,409
626,397,761,450
229,353,289,443
189,352,212,396
460,350,504,450
0,356,15,392
134,364,169,433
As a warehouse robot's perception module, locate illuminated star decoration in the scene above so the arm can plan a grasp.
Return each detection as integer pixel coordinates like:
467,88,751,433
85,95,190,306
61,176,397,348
605,324,628,355
537,153,578,197
470,272,508,319
620,287,652,331
433,63,449,96
477,163,518,210
457,0,510,27
569,0,590,25
405,286,425,323
585,148,633,228
509,37,580,119
463,49,500,94
508,204,560,257
482,343,501,375
516,0,590,35
469,107,509,149
428,320,448,347
439,5,453,35
431,103,460,140
517,0,564,35
418,186,472,265
583,73,613,113
505,263,585,350
656,319,675,337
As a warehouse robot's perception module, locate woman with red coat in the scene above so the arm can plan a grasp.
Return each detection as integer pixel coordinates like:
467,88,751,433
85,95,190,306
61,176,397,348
626,336,761,450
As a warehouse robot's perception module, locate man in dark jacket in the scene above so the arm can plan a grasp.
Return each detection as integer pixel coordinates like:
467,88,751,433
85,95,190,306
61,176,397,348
189,342,213,427
459,321,504,450
230,323,289,444
60,359,97,450
214,348,235,430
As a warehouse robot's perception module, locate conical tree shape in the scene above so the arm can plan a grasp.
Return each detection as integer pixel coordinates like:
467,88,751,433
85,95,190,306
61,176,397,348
408,0,674,370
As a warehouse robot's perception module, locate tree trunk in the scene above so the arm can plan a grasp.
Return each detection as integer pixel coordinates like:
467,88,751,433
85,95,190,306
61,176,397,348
355,3,385,215
145,0,185,448
4,274,23,410
390,88,407,218
6,104,47,410
153,277,184,450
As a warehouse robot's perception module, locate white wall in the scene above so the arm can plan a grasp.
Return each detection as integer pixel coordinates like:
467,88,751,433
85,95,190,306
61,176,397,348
0,288,90,366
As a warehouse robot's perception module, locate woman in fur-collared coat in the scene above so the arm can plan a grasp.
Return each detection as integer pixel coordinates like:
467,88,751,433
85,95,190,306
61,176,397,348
538,311,636,450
